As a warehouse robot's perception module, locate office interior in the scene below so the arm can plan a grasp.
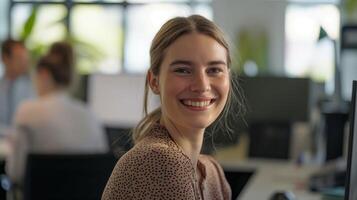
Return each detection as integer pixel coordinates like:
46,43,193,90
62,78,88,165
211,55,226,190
1,0,357,199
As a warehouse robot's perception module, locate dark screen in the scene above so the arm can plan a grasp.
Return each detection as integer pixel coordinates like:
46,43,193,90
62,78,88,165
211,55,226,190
240,76,311,123
345,81,357,200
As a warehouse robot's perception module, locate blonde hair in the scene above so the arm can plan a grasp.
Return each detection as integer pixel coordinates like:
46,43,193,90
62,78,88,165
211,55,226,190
132,15,244,144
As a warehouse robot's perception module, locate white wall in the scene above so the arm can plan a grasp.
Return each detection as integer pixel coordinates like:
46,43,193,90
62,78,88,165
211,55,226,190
212,0,287,75
88,74,160,128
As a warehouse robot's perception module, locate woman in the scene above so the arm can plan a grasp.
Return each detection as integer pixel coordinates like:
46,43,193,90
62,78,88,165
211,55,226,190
102,15,241,200
6,42,108,186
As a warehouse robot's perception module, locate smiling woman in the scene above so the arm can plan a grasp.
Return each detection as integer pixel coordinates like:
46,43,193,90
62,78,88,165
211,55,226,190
102,15,242,200
150,32,230,136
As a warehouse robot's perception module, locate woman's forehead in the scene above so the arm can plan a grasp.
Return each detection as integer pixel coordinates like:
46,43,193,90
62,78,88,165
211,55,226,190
163,33,227,62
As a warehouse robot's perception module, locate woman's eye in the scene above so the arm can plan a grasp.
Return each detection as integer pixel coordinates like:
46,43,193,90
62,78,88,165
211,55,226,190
174,68,191,74
207,67,223,74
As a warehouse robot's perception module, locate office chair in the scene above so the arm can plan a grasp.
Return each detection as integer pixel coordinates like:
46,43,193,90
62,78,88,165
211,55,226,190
105,127,133,157
0,160,6,200
224,169,255,200
23,153,118,200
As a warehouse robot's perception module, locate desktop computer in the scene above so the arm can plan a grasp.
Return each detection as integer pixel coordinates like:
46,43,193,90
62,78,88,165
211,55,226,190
308,81,357,199
239,76,311,159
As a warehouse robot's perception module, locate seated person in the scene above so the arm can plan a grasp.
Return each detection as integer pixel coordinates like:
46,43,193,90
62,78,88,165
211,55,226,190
6,41,109,186
0,39,34,134
102,15,237,200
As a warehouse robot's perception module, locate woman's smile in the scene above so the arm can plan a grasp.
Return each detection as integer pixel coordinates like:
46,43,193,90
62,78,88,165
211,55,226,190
180,98,216,111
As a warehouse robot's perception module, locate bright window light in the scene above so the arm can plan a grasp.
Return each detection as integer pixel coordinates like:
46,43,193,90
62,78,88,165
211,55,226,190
285,4,339,82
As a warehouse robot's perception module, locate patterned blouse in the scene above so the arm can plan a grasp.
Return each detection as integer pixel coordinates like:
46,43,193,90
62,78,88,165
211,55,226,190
102,123,231,200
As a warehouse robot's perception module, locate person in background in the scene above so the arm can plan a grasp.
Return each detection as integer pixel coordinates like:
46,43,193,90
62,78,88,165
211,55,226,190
0,39,34,134
102,15,243,200
6,41,109,188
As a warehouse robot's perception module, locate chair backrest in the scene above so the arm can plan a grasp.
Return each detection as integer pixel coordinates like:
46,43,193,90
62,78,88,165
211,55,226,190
23,153,118,200
105,127,133,156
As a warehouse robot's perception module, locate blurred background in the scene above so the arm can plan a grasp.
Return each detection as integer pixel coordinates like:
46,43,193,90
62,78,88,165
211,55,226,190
1,0,357,199
0,0,345,78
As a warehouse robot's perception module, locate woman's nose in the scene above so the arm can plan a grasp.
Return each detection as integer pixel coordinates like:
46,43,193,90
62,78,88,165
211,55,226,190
190,72,211,92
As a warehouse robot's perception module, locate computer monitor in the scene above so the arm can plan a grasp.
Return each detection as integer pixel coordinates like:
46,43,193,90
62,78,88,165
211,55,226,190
87,74,159,128
238,76,312,159
240,76,311,123
345,80,357,200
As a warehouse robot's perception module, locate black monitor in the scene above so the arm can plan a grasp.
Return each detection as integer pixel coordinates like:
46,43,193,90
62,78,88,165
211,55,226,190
345,80,357,200
239,76,311,159
239,76,311,123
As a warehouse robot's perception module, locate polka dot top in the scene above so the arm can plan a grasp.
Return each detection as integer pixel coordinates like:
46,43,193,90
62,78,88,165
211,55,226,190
101,123,231,200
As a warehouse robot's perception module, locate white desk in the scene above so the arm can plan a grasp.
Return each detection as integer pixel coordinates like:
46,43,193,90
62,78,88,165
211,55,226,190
220,159,322,200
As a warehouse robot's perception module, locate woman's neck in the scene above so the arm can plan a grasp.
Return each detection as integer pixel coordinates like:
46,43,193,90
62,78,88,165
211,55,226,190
160,117,204,167
39,87,65,97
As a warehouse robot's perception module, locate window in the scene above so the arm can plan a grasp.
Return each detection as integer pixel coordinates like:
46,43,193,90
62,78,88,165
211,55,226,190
71,5,123,73
285,4,339,82
9,0,212,74
11,4,67,48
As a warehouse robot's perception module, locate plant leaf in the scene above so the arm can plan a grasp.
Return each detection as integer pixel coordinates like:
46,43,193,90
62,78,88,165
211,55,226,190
20,6,38,41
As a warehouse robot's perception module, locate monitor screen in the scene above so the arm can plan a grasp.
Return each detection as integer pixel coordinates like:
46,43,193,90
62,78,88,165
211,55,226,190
87,74,160,128
345,80,357,200
239,76,311,122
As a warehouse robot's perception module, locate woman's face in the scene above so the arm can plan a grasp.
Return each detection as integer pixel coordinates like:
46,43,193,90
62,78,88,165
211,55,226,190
4,44,29,77
150,32,230,130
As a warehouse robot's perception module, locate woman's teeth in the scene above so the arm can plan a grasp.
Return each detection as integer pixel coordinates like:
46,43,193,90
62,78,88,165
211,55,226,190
182,100,211,107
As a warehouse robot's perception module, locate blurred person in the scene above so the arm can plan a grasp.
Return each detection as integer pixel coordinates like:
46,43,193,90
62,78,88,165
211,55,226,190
102,15,244,200
6,41,109,188
0,39,34,133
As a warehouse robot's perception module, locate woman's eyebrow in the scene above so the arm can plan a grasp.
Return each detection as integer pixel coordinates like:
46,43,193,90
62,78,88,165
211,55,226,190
208,60,227,66
169,60,227,67
169,60,193,67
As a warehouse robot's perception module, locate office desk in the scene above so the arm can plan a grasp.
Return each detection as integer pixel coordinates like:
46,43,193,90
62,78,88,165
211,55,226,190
220,159,322,200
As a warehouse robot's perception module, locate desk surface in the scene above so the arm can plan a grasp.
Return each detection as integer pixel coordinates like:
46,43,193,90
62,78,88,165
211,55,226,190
220,159,322,200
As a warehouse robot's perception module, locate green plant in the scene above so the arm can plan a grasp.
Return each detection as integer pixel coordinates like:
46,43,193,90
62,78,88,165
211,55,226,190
233,28,268,75
19,5,105,73
18,5,107,100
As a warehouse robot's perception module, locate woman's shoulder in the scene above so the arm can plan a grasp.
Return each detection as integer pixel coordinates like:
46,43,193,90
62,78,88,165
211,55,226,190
16,93,57,116
108,135,194,184
198,154,225,174
14,99,43,124
102,138,195,199
198,154,232,199
119,138,189,171
123,124,185,164
199,154,219,164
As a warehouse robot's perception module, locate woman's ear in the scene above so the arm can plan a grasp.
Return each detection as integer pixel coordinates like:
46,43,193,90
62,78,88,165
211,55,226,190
147,70,160,94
